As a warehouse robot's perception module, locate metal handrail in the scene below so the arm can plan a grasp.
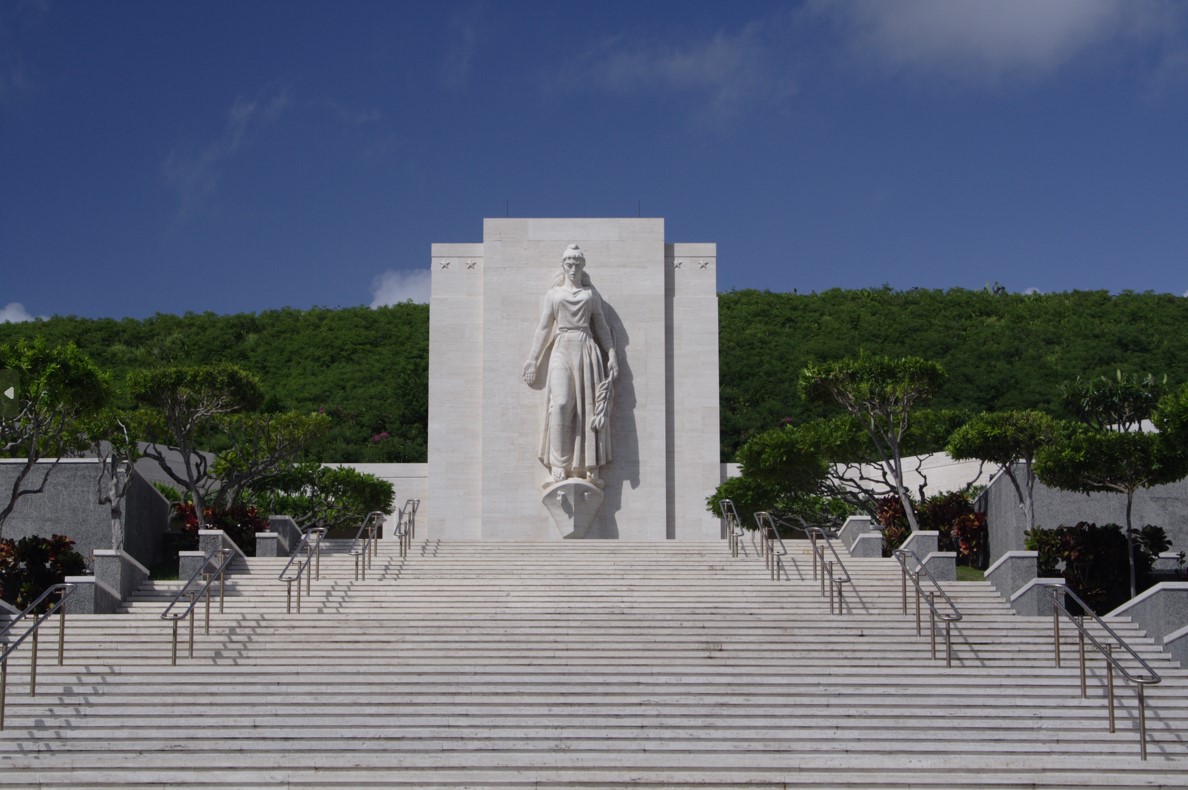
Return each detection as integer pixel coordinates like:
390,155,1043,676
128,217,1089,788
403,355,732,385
1037,582,1162,760
402,498,420,541
0,584,78,730
277,527,326,614
160,547,235,665
351,511,383,580
720,499,745,557
757,514,853,614
394,506,412,559
804,525,852,615
893,548,963,667
753,512,788,581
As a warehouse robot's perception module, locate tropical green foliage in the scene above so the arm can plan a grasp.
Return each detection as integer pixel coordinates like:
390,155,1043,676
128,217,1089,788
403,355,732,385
210,410,333,507
1025,522,1171,615
0,339,111,534
1154,382,1188,445
0,305,429,463
0,534,87,610
152,482,183,502
129,364,265,525
4,290,1188,466
799,354,947,531
249,463,395,534
877,490,986,564
172,502,271,553
1035,372,1188,596
718,288,1188,460
946,409,1056,535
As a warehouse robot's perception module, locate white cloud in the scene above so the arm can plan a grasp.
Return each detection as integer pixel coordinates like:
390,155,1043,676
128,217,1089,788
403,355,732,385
0,1,49,102
441,2,485,88
0,302,35,323
370,270,431,306
550,16,796,121
1183,289,1188,298
1023,287,1042,295
812,0,1183,86
163,86,291,219
328,100,381,125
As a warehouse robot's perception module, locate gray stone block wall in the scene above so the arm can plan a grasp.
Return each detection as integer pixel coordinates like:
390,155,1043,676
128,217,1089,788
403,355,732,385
0,461,109,561
93,550,149,603
899,531,939,562
838,516,872,552
1106,582,1188,650
986,551,1039,602
982,464,1188,566
267,516,302,554
123,471,171,568
0,460,169,571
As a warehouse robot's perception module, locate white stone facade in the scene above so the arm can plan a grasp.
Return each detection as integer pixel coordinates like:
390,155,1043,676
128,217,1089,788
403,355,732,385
427,218,720,540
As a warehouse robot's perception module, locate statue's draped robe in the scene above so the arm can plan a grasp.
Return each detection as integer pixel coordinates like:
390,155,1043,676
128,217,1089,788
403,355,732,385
538,286,613,474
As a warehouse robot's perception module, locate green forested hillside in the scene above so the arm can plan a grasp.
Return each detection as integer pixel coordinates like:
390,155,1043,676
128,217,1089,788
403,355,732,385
719,288,1188,458
3,289,1186,463
0,305,429,463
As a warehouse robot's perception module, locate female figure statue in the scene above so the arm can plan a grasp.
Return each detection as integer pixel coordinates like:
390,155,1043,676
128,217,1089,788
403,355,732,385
522,244,618,487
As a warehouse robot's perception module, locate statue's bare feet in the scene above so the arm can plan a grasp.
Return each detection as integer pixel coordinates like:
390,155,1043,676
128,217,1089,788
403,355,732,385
587,469,604,489
552,468,566,482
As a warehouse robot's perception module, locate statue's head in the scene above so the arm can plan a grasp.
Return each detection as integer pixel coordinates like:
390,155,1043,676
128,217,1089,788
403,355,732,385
560,244,588,285
562,244,585,266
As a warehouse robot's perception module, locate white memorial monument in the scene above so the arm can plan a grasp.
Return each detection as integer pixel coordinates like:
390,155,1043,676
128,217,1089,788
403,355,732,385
428,218,720,540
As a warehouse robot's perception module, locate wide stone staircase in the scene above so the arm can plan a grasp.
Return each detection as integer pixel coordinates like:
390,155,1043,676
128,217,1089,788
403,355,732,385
2,536,1188,787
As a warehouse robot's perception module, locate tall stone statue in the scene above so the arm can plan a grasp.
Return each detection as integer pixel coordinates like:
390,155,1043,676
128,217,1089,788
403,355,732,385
522,244,618,488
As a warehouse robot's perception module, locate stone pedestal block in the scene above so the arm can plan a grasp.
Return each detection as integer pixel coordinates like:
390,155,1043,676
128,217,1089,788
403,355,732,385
542,479,605,539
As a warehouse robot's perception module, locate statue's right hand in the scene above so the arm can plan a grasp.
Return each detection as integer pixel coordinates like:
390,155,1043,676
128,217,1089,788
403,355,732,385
522,361,536,385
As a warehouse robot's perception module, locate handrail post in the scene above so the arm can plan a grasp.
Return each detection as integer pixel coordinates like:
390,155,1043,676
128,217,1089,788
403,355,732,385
914,574,922,636
218,557,226,614
171,620,178,665
1053,596,1062,668
306,546,313,596
1106,643,1116,733
1138,683,1148,761
187,593,196,659
56,584,66,665
296,561,304,613
0,656,7,730
927,592,937,660
945,621,953,668
1077,616,1087,698
203,572,212,635
29,628,38,697
286,581,293,615
315,535,322,581
57,589,67,666
826,561,835,614
899,559,907,615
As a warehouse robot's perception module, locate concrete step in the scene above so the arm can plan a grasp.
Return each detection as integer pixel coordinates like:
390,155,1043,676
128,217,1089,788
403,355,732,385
2,538,1184,787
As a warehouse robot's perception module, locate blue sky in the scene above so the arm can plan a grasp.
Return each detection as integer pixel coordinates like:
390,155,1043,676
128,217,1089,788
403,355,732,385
2,0,1187,321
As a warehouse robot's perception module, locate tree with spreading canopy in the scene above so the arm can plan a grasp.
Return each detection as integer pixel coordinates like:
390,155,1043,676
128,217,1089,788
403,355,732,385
798,354,947,532
1035,373,1188,598
0,338,110,537
210,410,333,508
249,462,395,533
129,364,265,528
946,409,1056,536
